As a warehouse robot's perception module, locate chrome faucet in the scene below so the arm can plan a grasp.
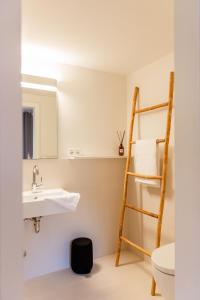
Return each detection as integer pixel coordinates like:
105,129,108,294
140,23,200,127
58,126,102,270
32,165,42,190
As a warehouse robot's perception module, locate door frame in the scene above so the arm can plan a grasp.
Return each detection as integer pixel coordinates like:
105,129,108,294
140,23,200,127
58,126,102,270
0,1,23,299
175,0,200,299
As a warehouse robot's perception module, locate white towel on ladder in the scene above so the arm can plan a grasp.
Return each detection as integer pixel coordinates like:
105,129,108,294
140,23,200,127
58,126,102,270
134,139,160,188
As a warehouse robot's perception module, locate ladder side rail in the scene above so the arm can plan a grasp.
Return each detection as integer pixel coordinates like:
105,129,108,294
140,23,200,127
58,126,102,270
151,72,174,296
115,87,139,266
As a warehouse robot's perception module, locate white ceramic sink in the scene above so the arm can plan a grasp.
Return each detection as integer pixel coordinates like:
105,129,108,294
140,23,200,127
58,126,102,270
23,188,80,219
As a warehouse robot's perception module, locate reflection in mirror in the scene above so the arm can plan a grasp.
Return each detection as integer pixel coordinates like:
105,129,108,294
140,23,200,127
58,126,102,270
23,107,33,159
22,75,58,160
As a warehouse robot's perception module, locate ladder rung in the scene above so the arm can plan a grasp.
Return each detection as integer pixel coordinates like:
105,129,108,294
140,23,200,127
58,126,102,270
135,102,169,114
127,172,162,180
130,138,165,145
125,203,159,218
120,236,151,257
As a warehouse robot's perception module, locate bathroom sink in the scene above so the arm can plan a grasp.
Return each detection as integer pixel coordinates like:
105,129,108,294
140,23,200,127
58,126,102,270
23,188,80,219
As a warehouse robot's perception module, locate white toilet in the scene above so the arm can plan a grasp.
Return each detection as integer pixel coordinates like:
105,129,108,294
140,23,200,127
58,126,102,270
151,243,175,300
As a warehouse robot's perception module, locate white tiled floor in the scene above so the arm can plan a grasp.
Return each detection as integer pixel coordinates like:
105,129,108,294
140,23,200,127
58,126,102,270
25,251,163,300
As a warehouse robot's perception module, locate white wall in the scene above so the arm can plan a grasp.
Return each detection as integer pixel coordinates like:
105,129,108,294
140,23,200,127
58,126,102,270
22,54,176,279
22,62,127,279
22,62,127,157
58,65,127,157
0,0,23,299
175,0,200,299
126,54,175,255
23,158,125,279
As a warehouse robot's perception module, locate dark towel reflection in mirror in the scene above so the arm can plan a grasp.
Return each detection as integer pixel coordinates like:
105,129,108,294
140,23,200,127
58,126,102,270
23,109,33,159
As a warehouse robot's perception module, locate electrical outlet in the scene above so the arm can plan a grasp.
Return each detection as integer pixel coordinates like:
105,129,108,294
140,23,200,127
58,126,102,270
75,148,81,156
67,148,81,157
68,148,75,156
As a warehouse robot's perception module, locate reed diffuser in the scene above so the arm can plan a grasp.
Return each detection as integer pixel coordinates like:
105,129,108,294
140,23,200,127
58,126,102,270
117,130,125,156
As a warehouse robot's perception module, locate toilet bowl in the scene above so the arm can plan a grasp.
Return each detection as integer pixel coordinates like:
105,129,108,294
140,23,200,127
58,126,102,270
151,243,175,300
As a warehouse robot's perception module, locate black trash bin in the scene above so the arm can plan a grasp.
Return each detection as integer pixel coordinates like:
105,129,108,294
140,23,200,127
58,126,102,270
71,237,93,274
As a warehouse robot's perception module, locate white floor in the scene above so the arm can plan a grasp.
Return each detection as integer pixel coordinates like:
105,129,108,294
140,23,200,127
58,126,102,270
25,251,163,300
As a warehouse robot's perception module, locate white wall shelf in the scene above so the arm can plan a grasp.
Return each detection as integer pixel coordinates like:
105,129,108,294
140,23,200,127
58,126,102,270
66,155,127,160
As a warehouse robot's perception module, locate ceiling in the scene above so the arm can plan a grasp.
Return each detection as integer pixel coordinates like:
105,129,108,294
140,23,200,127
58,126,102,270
22,0,174,75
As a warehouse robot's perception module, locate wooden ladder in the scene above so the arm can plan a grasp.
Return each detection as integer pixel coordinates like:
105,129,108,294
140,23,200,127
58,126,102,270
115,72,174,296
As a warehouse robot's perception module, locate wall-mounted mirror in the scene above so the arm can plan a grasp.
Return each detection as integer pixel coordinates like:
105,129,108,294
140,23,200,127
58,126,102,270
22,75,58,159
